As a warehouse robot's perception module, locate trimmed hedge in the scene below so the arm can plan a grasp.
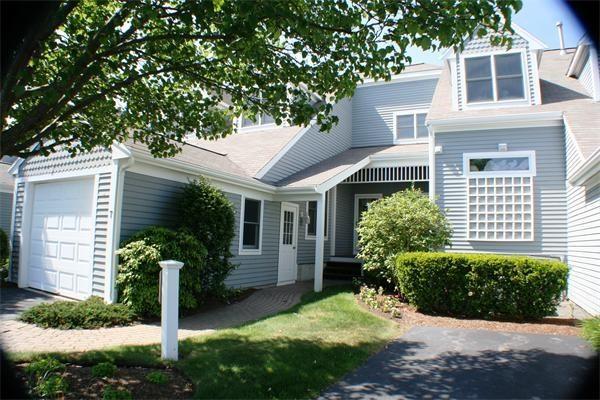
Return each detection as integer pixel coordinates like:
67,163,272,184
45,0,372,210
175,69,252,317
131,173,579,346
20,296,135,329
395,252,568,320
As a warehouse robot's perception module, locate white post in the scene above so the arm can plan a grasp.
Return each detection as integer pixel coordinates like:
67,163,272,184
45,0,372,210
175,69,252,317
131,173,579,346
314,193,326,292
159,260,184,361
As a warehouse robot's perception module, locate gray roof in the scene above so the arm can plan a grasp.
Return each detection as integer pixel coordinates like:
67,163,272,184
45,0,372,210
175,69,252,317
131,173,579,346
277,144,428,188
189,125,303,177
428,48,600,160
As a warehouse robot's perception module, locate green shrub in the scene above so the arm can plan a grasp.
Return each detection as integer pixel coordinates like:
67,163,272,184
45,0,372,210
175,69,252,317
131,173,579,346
25,357,68,398
0,228,9,282
395,252,568,320
116,227,208,317
177,179,236,296
91,362,117,378
581,317,600,350
146,371,169,385
356,187,452,282
20,296,135,329
103,386,133,400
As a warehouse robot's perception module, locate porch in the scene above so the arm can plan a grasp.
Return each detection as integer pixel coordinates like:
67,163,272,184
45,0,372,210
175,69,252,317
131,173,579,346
275,145,430,292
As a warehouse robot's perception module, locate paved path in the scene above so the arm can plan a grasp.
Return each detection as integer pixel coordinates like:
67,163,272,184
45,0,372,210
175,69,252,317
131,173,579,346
321,326,598,399
1,282,312,353
0,286,61,321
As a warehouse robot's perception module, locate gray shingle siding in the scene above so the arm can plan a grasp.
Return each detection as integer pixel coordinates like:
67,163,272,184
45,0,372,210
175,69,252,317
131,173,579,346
334,182,428,256
565,129,600,314
262,99,353,183
119,172,282,288
435,126,567,256
0,191,12,234
352,79,438,147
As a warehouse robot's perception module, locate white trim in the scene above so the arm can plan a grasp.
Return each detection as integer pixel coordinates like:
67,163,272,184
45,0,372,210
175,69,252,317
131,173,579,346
255,123,314,179
530,51,543,105
330,186,337,257
569,147,600,186
353,194,382,253
315,156,371,193
14,166,112,183
7,180,19,283
460,49,530,108
589,46,600,102
17,182,33,288
428,126,436,201
357,69,442,88
89,174,100,298
277,202,299,286
8,158,24,176
428,111,564,133
392,108,430,144
238,195,264,256
305,191,329,241
463,151,537,177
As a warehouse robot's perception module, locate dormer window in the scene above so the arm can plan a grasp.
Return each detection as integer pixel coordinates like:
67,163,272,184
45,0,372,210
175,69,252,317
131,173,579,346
240,113,275,129
465,53,525,103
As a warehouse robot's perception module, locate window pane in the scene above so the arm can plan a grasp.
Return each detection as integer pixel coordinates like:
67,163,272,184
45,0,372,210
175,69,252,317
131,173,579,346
307,201,316,235
416,113,428,138
396,114,414,139
243,223,259,248
244,199,261,223
465,56,492,79
241,116,258,127
496,77,524,100
261,113,275,124
495,53,522,76
469,157,530,172
466,79,493,102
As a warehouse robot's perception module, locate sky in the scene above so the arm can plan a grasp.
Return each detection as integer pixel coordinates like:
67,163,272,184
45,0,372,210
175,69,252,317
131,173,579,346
406,0,587,65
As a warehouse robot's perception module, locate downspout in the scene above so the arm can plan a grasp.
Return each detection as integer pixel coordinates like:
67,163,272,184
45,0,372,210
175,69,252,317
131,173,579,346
104,148,134,303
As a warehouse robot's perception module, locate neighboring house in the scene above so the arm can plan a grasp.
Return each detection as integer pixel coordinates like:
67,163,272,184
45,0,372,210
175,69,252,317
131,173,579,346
0,159,15,234
6,24,600,315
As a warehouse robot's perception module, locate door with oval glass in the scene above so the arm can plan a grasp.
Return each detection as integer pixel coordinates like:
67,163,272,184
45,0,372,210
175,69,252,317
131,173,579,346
353,194,382,254
278,202,299,285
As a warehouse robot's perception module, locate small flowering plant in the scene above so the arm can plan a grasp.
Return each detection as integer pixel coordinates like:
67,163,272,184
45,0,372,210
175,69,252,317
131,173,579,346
358,285,403,319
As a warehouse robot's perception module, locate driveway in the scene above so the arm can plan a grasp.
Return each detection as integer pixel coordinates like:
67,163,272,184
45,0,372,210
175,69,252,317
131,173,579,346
0,286,60,320
321,326,598,399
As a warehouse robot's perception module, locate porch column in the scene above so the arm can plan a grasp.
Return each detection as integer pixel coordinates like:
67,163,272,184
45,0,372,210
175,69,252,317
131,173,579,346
313,192,326,292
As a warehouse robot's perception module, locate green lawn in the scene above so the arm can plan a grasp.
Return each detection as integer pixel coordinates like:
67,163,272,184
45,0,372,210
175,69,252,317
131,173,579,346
12,286,400,399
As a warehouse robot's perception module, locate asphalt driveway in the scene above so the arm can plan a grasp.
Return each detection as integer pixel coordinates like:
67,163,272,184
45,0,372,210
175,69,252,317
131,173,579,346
0,286,59,320
321,326,598,399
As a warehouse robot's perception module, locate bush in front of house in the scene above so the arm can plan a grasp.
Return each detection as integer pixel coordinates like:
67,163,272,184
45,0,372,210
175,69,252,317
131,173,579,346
356,187,452,283
20,296,135,329
116,227,208,317
176,178,236,296
394,252,568,320
0,228,9,282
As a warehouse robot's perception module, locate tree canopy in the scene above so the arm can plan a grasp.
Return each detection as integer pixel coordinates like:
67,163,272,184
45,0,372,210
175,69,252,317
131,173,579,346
1,0,521,158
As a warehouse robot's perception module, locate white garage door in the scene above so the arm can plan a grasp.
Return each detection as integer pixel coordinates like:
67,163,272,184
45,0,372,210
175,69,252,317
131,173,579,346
28,179,94,299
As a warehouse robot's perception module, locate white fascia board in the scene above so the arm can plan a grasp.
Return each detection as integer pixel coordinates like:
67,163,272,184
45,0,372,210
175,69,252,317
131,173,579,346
569,147,600,186
128,149,276,195
254,123,315,179
428,111,564,133
111,142,132,160
7,158,24,176
357,70,442,89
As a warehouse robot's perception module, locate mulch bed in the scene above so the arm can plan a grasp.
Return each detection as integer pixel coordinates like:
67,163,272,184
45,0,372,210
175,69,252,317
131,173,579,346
357,295,582,336
16,364,194,399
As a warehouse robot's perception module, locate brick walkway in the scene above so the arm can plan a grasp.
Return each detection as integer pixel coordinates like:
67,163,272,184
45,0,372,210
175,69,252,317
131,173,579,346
1,282,313,354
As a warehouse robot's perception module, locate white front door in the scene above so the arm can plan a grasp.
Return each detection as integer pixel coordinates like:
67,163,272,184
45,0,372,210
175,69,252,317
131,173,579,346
28,178,95,299
278,202,298,285
353,193,383,254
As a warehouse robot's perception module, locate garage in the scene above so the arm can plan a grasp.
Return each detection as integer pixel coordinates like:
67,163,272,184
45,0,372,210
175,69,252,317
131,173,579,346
27,178,95,299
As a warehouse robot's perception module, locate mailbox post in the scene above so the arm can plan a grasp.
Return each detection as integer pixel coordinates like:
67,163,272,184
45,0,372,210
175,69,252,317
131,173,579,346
159,260,184,360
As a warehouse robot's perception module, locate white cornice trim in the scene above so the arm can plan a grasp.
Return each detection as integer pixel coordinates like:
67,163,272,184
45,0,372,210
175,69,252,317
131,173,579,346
428,111,564,133
8,158,24,176
569,147,600,186
357,69,442,88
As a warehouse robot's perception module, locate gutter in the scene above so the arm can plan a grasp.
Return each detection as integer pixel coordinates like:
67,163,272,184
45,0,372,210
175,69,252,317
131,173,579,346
428,111,564,133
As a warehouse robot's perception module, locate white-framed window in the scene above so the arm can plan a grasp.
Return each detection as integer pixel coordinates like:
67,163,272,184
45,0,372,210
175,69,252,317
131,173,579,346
239,196,264,255
463,51,527,104
464,151,535,242
305,192,329,240
392,109,429,144
239,113,276,129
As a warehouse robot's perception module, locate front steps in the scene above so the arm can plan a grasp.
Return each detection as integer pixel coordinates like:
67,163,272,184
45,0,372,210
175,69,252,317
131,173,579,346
323,261,362,280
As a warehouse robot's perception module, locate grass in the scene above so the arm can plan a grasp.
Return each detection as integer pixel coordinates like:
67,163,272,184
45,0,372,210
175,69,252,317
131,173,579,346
11,285,399,399
581,316,600,351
